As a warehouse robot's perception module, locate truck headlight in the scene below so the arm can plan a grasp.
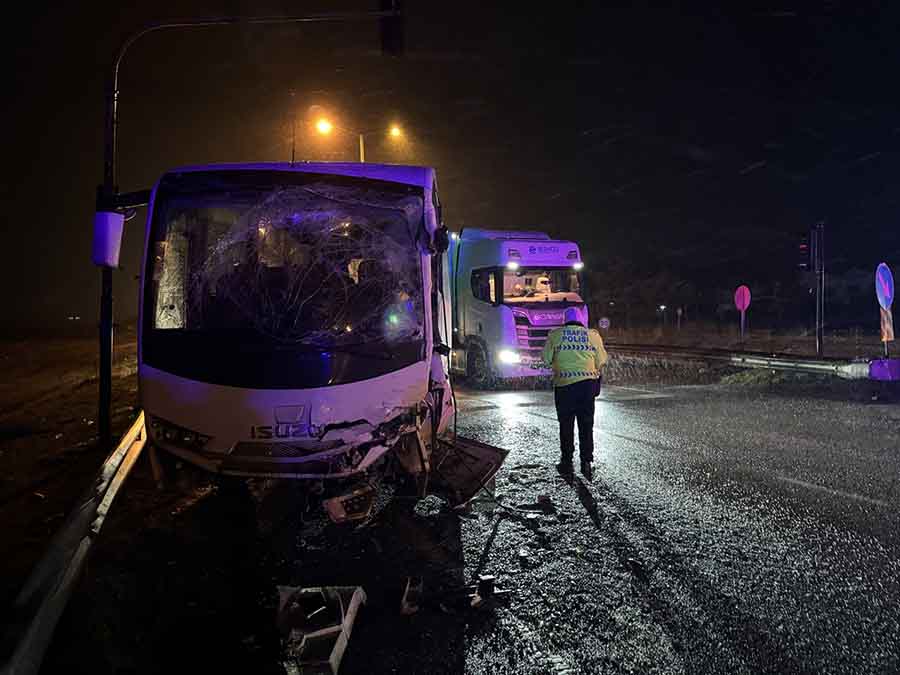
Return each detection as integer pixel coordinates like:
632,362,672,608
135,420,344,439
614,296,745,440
497,349,521,364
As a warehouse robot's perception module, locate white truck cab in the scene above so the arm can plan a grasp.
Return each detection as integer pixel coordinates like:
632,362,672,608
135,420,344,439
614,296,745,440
447,228,588,385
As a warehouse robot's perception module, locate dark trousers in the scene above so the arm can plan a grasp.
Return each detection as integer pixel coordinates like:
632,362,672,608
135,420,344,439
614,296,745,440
554,379,595,464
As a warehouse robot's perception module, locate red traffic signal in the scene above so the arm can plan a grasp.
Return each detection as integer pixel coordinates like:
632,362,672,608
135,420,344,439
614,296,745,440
797,233,811,271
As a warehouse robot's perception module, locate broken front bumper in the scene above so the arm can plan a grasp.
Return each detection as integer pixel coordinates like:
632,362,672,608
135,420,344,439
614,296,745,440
148,415,416,481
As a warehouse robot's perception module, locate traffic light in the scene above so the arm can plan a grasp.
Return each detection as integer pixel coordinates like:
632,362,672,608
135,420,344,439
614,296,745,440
797,231,811,271
379,0,404,56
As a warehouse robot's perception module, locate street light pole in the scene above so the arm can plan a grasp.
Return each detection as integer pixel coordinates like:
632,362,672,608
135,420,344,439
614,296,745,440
315,120,403,162
95,8,400,451
290,91,297,164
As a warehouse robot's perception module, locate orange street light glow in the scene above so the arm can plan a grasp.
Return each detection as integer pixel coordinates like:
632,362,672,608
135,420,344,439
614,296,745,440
316,118,333,135
389,125,402,138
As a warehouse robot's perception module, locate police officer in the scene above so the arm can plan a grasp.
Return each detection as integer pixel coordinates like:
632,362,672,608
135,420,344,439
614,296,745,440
542,307,608,480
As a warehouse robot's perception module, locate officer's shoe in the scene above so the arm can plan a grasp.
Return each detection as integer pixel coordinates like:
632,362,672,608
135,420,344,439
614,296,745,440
580,461,593,482
556,461,574,477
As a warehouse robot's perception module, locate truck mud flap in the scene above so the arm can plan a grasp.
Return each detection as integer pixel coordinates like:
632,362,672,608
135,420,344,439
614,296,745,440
429,436,509,508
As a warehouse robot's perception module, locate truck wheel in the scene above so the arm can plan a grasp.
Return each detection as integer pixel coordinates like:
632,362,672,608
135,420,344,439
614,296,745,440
467,343,495,389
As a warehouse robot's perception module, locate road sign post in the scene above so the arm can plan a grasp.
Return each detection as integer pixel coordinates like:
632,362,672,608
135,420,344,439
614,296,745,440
734,285,751,341
876,262,894,358
812,222,825,357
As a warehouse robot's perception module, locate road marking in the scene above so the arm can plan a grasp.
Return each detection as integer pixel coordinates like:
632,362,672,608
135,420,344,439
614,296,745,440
604,392,671,401
776,475,889,508
610,385,664,395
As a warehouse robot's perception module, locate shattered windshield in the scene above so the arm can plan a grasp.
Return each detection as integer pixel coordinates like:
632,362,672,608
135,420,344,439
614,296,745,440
147,171,424,349
503,268,583,304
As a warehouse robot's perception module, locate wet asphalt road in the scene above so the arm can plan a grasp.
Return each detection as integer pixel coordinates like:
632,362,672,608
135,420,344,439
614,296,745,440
36,380,900,675
452,382,900,674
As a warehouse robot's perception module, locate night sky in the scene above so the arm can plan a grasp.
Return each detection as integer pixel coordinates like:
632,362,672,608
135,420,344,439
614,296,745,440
5,1,900,335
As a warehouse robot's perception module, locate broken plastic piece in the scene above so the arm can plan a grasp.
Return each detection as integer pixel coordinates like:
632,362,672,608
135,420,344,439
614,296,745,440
476,575,496,597
321,423,375,445
400,576,424,615
324,485,376,524
467,574,510,608
515,495,555,514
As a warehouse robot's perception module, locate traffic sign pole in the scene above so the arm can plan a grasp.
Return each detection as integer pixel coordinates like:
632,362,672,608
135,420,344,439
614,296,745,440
812,222,825,358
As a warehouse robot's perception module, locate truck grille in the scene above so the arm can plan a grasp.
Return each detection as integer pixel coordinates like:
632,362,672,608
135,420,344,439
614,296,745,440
230,442,319,459
514,316,552,351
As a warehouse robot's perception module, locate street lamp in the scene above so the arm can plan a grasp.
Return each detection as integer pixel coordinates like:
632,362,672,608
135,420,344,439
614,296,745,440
315,117,403,162
316,118,333,135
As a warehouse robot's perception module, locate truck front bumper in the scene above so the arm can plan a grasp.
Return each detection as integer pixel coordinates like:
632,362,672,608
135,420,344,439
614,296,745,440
495,353,551,379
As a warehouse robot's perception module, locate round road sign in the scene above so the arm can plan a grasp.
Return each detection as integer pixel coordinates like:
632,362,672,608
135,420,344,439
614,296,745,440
734,285,751,312
598,317,611,330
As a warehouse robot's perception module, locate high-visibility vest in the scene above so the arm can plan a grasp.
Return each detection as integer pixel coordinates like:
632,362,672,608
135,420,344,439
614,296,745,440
542,323,608,387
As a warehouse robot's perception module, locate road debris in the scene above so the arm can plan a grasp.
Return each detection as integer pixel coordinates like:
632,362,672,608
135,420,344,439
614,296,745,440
515,494,555,514
400,576,424,615
436,574,512,614
323,485,376,524
279,585,367,674
468,574,511,608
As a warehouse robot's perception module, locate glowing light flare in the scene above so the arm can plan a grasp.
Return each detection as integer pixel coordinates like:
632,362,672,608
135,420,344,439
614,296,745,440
573,261,584,271
506,261,520,271
316,118,333,135
497,349,521,364
389,125,403,138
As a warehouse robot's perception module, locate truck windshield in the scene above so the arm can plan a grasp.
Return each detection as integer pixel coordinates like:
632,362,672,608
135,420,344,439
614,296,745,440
503,267,583,304
143,170,425,389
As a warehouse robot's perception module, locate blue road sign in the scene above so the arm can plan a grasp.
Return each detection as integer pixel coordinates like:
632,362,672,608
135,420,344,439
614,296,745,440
876,263,894,310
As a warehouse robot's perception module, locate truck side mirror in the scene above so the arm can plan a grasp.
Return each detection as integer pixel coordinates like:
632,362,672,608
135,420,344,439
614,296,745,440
434,342,451,356
92,211,125,268
433,225,450,253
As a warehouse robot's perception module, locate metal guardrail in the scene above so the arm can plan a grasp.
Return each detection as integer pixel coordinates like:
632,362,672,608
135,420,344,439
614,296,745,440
2,413,147,675
605,343,872,380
